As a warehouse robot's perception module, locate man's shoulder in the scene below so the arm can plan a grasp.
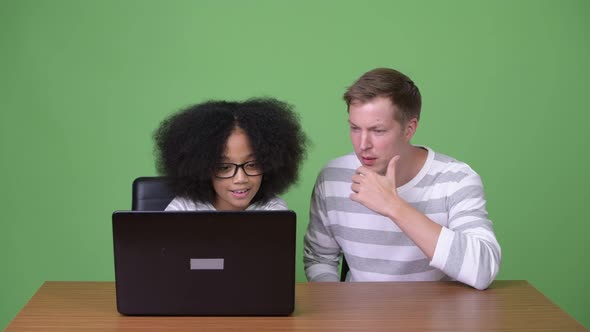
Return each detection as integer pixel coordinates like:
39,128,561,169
324,152,359,170
424,148,482,188
310,153,358,188
316,153,359,180
429,148,477,174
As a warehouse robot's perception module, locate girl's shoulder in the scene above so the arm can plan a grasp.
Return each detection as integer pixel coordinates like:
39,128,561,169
249,196,288,211
165,197,215,211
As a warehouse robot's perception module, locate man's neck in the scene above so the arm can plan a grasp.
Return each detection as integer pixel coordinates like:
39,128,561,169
396,145,428,187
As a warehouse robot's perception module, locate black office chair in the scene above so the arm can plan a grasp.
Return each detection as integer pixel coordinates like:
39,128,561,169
340,256,350,282
132,176,175,211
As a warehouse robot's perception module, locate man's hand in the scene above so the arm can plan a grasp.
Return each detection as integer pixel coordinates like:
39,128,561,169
351,155,442,259
350,156,402,218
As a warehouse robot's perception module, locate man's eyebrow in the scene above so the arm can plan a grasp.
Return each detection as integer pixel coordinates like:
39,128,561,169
348,120,386,130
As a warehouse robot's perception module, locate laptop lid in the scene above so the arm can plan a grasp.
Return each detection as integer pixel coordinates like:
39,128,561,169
112,210,296,316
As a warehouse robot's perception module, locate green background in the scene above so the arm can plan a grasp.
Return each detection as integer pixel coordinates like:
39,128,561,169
1,0,589,329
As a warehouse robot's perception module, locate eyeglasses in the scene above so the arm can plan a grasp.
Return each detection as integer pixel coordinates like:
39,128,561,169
214,161,263,179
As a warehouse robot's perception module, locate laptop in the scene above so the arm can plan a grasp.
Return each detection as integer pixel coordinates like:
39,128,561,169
112,210,296,316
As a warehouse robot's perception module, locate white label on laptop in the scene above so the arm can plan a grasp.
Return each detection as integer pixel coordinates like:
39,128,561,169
190,258,224,270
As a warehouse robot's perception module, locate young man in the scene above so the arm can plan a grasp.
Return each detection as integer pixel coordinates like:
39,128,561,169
303,68,501,290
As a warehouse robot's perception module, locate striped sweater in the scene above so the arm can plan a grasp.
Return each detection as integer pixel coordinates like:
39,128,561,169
303,147,501,290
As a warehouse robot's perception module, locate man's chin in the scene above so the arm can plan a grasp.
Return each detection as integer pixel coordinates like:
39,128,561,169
360,163,387,175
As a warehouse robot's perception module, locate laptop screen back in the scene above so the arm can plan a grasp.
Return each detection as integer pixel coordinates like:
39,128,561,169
112,210,296,316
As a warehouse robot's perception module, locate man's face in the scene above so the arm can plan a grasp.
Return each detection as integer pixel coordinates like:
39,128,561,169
348,97,410,175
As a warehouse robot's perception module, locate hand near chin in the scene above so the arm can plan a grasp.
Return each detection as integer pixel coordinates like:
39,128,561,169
350,156,401,217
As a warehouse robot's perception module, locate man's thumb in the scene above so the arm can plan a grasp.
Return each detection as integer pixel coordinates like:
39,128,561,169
386,155,400,182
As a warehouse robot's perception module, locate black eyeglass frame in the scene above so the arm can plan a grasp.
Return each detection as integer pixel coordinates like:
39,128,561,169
213,161,264,179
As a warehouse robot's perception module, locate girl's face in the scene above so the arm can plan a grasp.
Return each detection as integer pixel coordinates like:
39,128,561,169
211,127,263,211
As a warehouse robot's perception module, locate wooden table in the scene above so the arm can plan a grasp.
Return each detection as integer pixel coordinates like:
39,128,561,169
6,280,587,331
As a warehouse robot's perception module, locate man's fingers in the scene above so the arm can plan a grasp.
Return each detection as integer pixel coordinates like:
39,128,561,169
351,174,364,184
356,166,374,176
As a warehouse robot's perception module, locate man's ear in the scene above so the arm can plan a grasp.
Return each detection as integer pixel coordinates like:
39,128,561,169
404,118,419,142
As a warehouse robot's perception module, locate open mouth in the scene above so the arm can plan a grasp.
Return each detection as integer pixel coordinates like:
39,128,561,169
231,189,250,198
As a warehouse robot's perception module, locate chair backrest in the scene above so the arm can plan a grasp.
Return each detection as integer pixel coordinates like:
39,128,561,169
132,177,175,211
340,257,349,282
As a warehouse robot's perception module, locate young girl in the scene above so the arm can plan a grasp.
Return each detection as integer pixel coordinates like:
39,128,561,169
154,98,308,211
